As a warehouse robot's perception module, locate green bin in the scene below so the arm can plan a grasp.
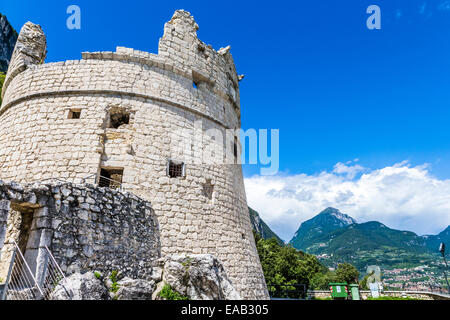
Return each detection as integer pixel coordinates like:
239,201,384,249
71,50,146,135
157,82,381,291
349,284,360,300
329,282,348,299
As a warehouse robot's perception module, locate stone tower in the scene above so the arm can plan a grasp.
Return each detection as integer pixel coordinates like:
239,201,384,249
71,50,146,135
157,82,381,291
0,11,269,299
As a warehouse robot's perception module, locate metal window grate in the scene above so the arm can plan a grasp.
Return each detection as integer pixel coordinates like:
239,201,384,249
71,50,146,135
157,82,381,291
167,160,185,178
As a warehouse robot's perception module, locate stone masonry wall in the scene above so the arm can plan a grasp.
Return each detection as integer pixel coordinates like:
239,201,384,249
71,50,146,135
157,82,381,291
0,181,160,281
0,10,269,299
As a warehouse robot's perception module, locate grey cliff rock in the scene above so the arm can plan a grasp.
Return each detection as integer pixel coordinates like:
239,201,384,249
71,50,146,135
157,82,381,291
160,254,241,300
114,277,155,300
0,13,17,72
50,272,110,300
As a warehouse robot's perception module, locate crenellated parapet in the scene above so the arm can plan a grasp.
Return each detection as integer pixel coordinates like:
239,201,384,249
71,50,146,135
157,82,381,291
159,10,241,113
1,11,242,129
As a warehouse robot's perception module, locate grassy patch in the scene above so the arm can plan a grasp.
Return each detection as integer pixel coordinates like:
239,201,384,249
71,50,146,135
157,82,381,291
158,283,189,300
109,270,120,293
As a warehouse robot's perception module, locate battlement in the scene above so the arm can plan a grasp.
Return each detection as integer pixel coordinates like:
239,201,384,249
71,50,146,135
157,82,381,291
1,10,243,130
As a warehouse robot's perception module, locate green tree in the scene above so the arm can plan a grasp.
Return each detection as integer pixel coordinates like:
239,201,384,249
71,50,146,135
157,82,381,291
359,271,375,290
254,231,326,295
309,271,336,290
335,263,359,284
254,232,361,295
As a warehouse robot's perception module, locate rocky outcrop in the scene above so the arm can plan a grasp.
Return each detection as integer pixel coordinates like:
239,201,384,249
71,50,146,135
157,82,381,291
114,277,156,300
51,272,110,300
157,254,241,300
49,254,241,300
0,13,17,73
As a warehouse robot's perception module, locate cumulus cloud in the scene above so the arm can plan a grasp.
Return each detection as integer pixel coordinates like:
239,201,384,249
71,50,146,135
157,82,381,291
332,161,366,179
244,161,450,242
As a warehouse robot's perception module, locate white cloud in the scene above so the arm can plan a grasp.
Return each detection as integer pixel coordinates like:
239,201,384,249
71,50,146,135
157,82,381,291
438,0,450,11
245,161,450,242
332,161,366,179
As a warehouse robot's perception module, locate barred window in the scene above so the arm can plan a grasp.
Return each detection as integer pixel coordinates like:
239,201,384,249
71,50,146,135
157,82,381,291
167,160,185,178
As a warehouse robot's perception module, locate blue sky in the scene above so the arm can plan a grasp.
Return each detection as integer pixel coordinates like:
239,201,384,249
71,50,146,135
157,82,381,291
2,0,450,238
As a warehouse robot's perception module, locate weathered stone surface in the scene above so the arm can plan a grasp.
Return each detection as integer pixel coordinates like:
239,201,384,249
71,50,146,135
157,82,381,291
114,277,155,300
151,266,163,282
51,272,110,300
9,21,46,66
2,21,46,100
161,254,241,300
0,181,161,281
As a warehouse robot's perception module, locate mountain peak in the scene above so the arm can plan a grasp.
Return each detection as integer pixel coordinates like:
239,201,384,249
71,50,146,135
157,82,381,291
289,208,356,250
318,207,357,225
319,207,340,214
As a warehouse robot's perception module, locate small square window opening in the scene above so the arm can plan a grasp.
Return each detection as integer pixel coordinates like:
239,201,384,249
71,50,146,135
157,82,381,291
68,109,81,119
99,168,124,189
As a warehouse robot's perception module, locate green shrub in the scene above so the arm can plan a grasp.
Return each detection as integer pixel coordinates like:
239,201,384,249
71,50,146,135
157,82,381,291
109,270,120,293
335,263,359,284
94,271,102,280
158,283,189,300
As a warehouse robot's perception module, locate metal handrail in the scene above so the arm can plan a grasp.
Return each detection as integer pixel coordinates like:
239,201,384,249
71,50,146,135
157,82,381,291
97,175,124,191
40,246,67,299
2,241,45,299
44,246,66,281
1,242,67,300
11,240,44,297
81,173,98,184
31,173,124,191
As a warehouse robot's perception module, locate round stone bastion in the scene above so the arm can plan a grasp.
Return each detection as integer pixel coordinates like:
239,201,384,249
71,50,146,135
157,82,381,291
0,10,269,299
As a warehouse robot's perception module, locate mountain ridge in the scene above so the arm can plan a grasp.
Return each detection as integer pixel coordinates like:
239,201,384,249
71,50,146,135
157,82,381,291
0,13,18,73
288,207,448,271
289,207,356,250
248,207,284,245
